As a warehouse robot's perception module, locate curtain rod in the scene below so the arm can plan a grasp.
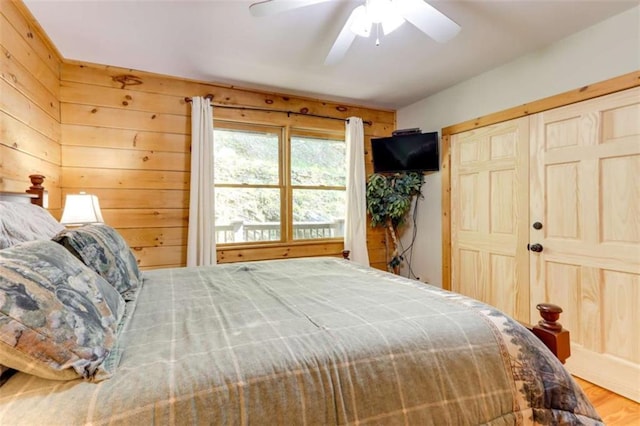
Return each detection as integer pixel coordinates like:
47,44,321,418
184,96,373,126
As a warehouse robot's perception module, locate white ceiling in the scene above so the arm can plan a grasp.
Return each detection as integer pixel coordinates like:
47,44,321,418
24,0,638,110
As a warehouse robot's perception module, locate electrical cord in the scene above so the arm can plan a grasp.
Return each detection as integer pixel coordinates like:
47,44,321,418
398,180,423,280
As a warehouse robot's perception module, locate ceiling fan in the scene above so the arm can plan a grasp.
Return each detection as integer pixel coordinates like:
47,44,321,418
249,0,461,65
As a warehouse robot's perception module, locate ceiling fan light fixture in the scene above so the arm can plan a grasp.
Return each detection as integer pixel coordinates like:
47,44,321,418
350,0,405,38
366,0,391,23
381,12,405,35
350,5,372,37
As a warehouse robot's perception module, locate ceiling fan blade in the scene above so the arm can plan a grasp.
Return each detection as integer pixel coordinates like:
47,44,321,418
324,6,360,66
394,0,460,43
249,0,331,17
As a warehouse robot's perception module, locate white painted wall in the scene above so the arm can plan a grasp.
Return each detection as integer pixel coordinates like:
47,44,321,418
397,6,640,287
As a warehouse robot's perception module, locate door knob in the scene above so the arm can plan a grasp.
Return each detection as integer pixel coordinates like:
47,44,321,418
532,222,543,230
529,243,543,252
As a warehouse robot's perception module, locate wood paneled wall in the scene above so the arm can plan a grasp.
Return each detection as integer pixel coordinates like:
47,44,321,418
0,0,61,211
59,61,395,270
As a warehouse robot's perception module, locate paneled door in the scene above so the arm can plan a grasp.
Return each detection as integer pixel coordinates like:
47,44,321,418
450,117,530,323
529,87,640,402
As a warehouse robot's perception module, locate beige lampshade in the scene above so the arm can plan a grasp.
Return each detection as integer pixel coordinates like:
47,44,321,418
60,193,104,226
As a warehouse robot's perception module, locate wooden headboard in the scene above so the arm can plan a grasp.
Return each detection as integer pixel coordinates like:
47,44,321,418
0,175,46,206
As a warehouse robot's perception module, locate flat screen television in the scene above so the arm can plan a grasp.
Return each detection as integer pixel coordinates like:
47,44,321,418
371,132,439,173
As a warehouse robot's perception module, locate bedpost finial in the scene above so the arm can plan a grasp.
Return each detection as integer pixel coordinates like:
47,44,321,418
29,174,45,189
536,303,563,331
26,175,46,207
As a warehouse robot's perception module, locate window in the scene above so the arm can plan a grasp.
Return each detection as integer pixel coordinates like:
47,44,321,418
290,131,346,240
213,122,346,245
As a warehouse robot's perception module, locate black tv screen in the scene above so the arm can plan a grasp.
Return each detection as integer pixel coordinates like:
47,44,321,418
371,132,439,173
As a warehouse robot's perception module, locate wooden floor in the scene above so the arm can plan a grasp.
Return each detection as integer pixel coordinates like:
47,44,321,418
574,377,640,425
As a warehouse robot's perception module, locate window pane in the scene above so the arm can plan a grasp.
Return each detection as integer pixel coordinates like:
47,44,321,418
214,129,279,185
215,187,281,243
292,189,345,240
291,136,345,186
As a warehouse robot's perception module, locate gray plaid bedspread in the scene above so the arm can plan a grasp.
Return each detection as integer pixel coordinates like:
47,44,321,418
0,257,601,425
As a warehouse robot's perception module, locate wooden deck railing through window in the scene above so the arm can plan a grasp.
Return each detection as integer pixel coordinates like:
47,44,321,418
215,219,345,243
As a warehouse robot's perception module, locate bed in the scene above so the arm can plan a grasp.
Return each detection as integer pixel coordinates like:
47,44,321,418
0,177,602,425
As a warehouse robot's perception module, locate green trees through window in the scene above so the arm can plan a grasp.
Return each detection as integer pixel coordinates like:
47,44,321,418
213,123,346,244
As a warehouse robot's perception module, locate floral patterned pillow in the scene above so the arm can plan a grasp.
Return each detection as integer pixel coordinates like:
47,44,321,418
54,224,142,298
0,240,125,381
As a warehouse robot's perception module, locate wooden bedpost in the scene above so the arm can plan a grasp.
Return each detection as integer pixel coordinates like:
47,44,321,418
26,174,45,207
532,303,571,364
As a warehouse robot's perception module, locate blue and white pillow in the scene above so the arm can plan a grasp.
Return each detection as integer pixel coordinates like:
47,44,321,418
54,224,142,298
0,240,125,381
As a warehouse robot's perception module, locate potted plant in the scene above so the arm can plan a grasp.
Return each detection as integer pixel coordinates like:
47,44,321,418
366,172,423,274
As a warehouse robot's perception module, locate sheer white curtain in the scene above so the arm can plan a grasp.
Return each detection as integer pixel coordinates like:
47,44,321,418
187,97,216,266
344,117,370,266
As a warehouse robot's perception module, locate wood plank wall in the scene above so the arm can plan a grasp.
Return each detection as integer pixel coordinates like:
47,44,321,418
59,61,395,270
0,0,61,212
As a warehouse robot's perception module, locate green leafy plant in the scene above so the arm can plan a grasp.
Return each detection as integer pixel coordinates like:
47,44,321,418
366,172,423,274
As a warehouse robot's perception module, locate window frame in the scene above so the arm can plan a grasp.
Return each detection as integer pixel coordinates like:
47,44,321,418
213,120,346,247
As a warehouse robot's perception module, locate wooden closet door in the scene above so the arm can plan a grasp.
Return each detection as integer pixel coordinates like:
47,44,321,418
530,87,640,402
450,117,530,323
